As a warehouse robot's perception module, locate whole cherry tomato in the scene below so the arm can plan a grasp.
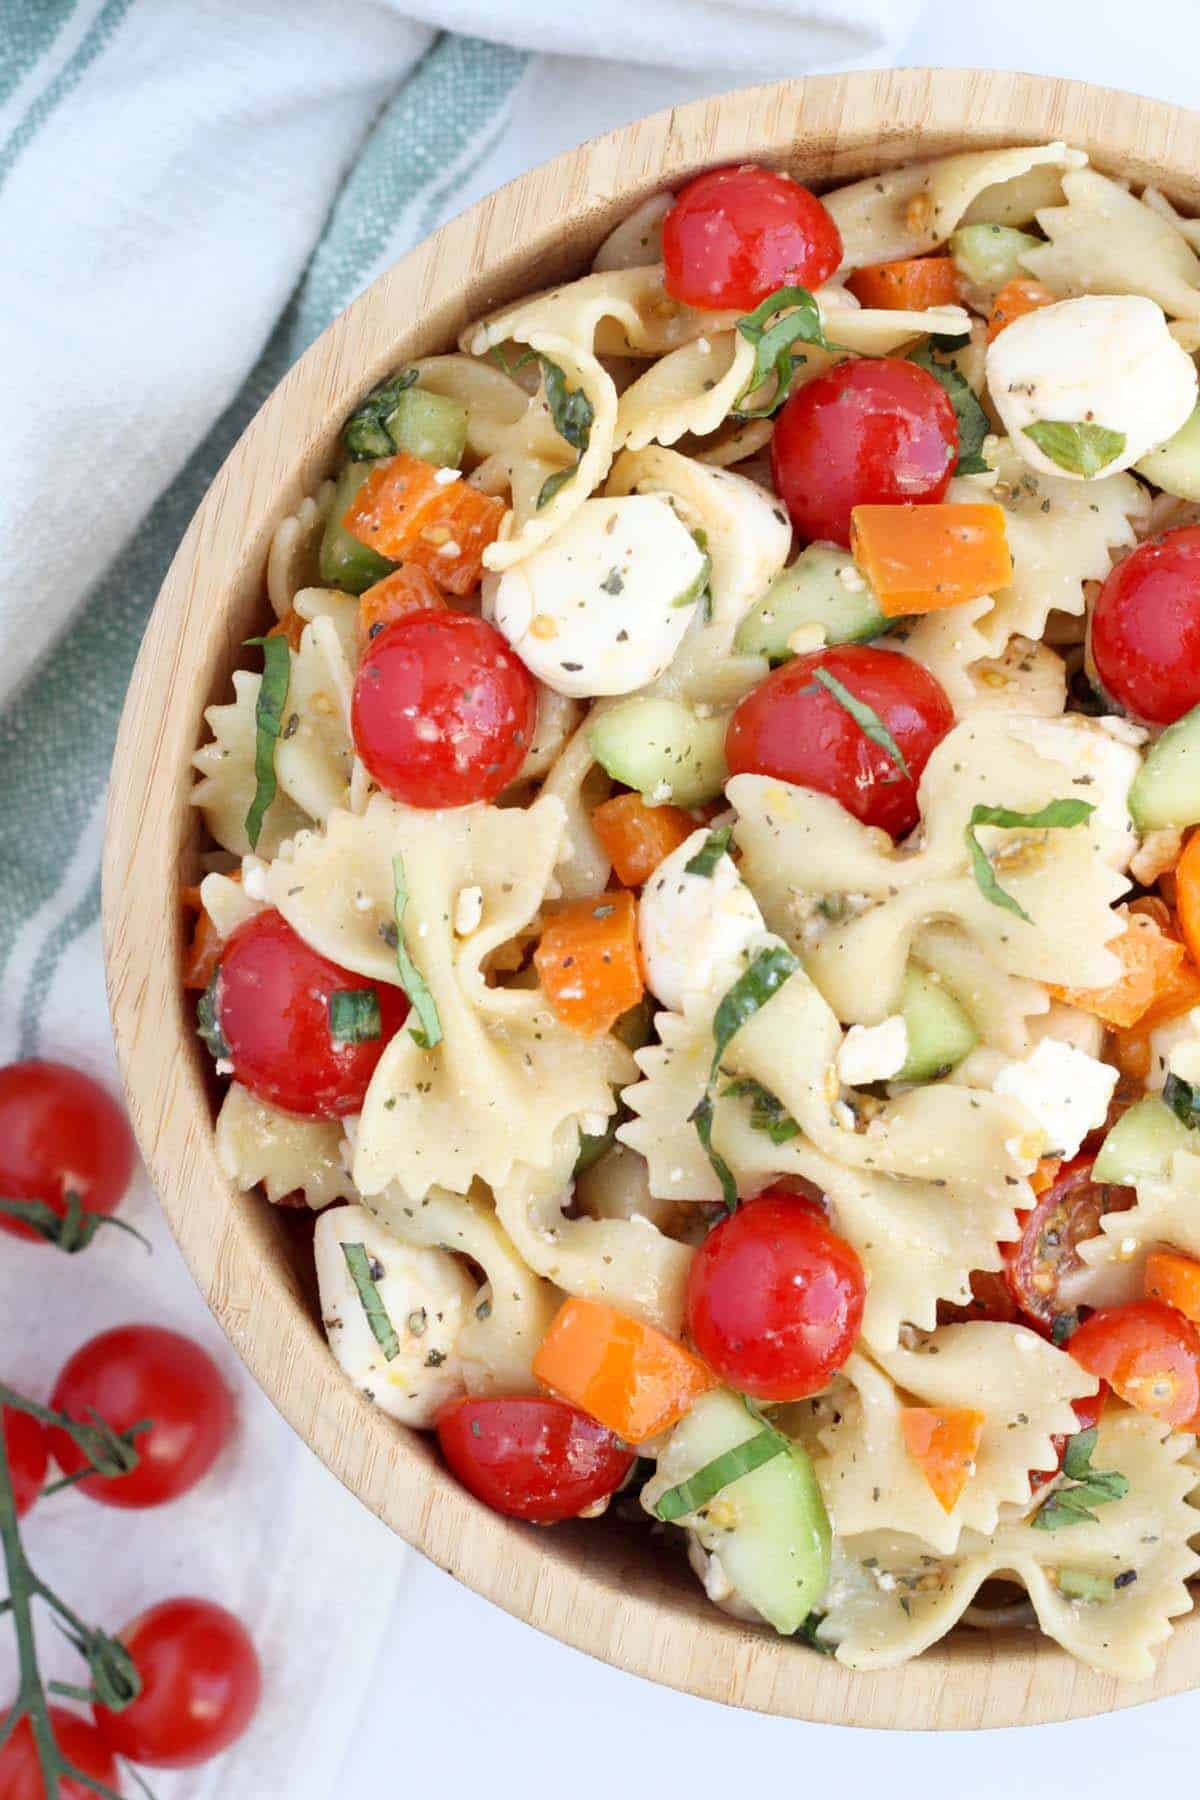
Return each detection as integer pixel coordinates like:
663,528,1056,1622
1003,1155,1135,1333
1090,526,1200,723
0,1706,121,1799
212,910,408,1119
725,644,954,839
48,1326,234,1509
686,1191,865,1401
1069,1300,1200,1429
771,358,958,546
661,164,842,311
3,1405,47,1518
436,1395,635,1523
352,612,535,808
0,1061,134,1244
93,1598,261,1770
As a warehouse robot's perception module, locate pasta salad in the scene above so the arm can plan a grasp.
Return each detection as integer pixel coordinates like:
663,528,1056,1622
187,141,1200,1678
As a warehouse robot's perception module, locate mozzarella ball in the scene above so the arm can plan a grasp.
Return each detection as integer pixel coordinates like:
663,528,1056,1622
638,828,764,1012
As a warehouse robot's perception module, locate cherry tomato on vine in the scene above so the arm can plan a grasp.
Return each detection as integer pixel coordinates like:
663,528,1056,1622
0,1061,134,1245
93,1598,261,1770
1003,1155,1135,1333
3,1406,47,1518
1069,1300,1200,1429
685,1190,865,1401
212,910,408,1119
48,1325,234,1509
725,644,954,839
661,164,842,312
1089,526,1200,724
771,358,958,546
436,1395,635,1523
352,611,535,808
0,1706,121,1799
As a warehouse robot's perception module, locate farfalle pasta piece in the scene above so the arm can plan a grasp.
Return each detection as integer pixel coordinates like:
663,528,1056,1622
1079,1148,1200,1277
198,869,263,939
190,669,311,858
592,194,672,273
462,265,735,363
895,602,1067,722
538,714,611,900
911,922,1049,1056
409,354,530,459
266,480,336,617
273,603,356,824
215,1083,356,1210
1022,167,1200,321
615,331,757,452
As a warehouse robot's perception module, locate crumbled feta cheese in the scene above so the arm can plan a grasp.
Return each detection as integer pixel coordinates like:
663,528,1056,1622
785,622,827,656
433,466,461,486
579,1111,609,1138
215,1058,235,1076
836,1016,909,1086
1146,1006,1200,1093
649,779,672,804
453,884,484,936
638,829,765,1013
992,1037,1118,1158
240,854,270,901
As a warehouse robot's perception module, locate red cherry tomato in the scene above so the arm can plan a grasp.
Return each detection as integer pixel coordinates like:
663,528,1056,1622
1003,1155,1135,1333
662,164,842,312
686,1191,865,1401
0,1706,121,1799
1090,527,1200,724
726,644,954,839
0,1061,134,1244
3,1405,47,1518
213,910,408,1119
1069,1300,1200,1429
48,1326,234,1509
352,611,535,808
771,358,958,546
436,1395,634,1524
1030,1383,1108,1493
93,1598,260,1770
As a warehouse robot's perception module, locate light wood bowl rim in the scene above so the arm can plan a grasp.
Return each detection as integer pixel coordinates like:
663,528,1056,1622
103,67,1200,1729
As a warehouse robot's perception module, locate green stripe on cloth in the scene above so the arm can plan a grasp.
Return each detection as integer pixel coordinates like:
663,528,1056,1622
0,32,529,1045
0,0,136,189
0,0,83,116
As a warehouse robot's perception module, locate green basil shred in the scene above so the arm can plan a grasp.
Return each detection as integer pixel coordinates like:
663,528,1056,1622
341,1242,401,1361
197,965,229,1061
391,853,443,1050
1023,420,1126,478
539,355,593,453
328,989,382,1045
710,944,801,1082
812,667,911,778
734,286,832,418
721,1076,800,1144
907,340,989,475
1163,1072,1200,1128
684,825,733,878
343,368,419,459
1032,1427,1128,1531
688,1092,739,1213
964,798,1094,923
654,1427,784,1522
536,465,576,509
243,634,291,852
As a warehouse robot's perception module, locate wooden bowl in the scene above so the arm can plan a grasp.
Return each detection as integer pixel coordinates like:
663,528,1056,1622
103,68,1200,1728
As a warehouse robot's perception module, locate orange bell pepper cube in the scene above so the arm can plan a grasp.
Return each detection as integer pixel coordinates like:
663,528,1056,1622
846,256,962,312
534,890,644,1037
267,608,306,651
358,564,446,656
850,503,1012,618
1031,1157,1062,1198
532,1297,716,1443
180,881,231,992
1146,1249,1200,1327
590,793,695,888
987,277,1058,342
899,1406,986,1513
340,454,506,597
1174,832,1200,972
1048,908,1188,1030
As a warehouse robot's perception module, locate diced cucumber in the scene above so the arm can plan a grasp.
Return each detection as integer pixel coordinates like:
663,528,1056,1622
318,462,395,595
642,1390,830,1636
1056,1568,1114,1603
950,224,1043,291
1135,404,1200,501
734,544,887,661
381,388,467,468
1092,1095,1193,1185
588,697,728,807
1128,702,1200,829
899,966,978,1082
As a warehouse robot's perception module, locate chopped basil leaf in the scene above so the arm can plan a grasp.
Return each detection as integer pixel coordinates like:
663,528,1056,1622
243,634,291,852
328,989,382,1045
908,340,989,475
196,966,229,1062
1163,1072,1200,1128
343,368,419,459
722,1076,800,1144
1033,1427,1128,1531
689,1092,739,1213
684,825,733,878
711,944,800,1082
1024,420,1126,478
392,853,443,1050
734,285,832,419
536,465,576,509
341,1241,401,1361
539,355,593,453
795,1611,836,1654
653,1426,784,1522
964,799,1094,923
813,667,911,779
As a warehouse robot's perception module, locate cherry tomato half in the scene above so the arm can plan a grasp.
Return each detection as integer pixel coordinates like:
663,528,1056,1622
0,1061,134,1244
352,611,535,808
1003,1155,1135,1333
4,1405,47,1518
213,910,408,1119
726,644,954,839
661,164,842,312
1090,527,1200,724
937,1267,1023,1328
1069,1300,1200,1429
94,1598,261,1770
686,1191,865,1401
48,1326,234,1509
0,1705,121,1799
436,1395,635,1524
771,358,958,547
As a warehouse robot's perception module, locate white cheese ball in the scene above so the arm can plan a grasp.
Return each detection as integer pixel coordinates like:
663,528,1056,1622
315,1204,475,1426
638,828,765,1014
987,294,1197,478
485,495,708,698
